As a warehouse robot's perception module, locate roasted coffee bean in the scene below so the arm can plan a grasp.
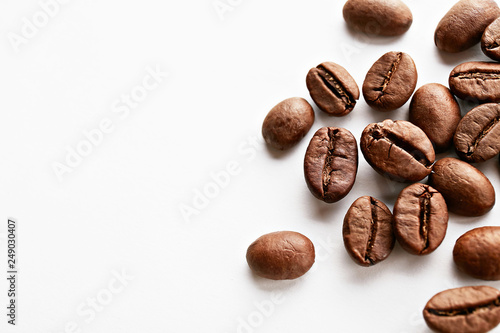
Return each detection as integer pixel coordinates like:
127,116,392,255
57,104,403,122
454,103,500,162
342,0,413,36
449,61,500,102
409,83,461,153
262,97,315,150
423,285,500,333
343,196,394,266
454,227,500,280
360,120,435,182
246,231,315,280
306,62,359,116
362,51,418,111
393,183,448,255
482,17,500,61
429,158,495,216
304,127,358,203
435,0,500,53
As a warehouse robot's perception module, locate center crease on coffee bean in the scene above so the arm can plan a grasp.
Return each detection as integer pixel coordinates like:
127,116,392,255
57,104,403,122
454,72,500,80
427,297,500,317
317,65,355,110
419,190,432,252
486,40,500,50
322,128,346,195
374,52,402,99
364,198,380,265
467,115,500,157
370,127,431,166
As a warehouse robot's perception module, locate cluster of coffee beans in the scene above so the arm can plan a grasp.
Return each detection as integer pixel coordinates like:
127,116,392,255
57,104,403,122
249,0,500,332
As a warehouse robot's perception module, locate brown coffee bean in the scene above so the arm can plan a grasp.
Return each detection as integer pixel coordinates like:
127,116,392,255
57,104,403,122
342,0,413,36
393,183,448,255
454,103,500,163
423,285,500,333
362,52,417,111
343,196,394,266
261,97,315,150
435,0,500,53
429,158,495,216
482,17,500,61
449,61,500,102
409,83,461,153
306,62,359,116
246,231,315,280
360,119,435,182
304,127,358,203
454,227,500,281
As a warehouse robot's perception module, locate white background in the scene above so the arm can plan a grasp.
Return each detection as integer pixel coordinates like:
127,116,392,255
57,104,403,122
0,0,499,332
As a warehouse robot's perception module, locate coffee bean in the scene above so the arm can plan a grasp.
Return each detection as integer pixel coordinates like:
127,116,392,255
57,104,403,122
262,97,315,150
409,83,461,153
306,62,359,116
360,119,435,182
449,61,500,102
454,227,500,281
343,196,394,266
482,17,500,61
304,127,358,203
454,103,500,163
423,285,500,333
342,0,412,36
246,231,315,280
429,158,495,216
393,183,448,255
362,52,417,111
435,0,500,53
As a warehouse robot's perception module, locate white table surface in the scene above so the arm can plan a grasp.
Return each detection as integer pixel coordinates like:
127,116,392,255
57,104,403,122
1,0,500,332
